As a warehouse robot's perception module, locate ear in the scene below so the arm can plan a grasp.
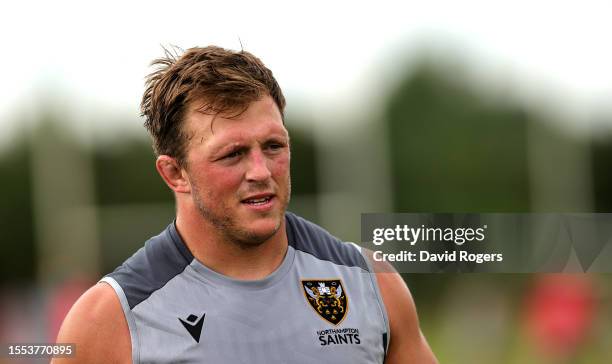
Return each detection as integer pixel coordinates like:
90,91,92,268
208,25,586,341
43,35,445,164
155,155,191,193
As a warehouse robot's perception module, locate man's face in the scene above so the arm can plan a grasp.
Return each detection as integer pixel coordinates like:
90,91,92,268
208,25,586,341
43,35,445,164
181,95,291,247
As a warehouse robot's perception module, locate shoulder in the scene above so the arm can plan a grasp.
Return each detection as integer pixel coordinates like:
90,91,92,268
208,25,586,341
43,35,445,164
285,212,368,271
53,282,131,363
107,222,194,309
369,257,438,363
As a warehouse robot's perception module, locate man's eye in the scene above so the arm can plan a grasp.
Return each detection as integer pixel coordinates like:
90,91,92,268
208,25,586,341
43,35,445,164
267,143,285,151
224,150,243,159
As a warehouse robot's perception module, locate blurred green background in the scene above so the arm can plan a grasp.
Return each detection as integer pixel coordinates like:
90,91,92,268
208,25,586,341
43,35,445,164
2,2,612,363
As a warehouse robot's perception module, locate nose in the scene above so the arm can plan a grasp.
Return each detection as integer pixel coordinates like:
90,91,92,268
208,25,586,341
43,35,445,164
245,149,272,182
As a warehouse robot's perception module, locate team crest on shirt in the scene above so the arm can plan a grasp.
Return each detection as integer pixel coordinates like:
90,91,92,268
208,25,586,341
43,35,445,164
301,279,348,325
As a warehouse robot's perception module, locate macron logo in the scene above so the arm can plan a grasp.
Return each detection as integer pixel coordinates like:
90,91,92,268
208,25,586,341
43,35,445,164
178,313,205,343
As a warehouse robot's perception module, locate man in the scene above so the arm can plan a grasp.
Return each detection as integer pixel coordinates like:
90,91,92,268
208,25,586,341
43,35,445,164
55,46,437,363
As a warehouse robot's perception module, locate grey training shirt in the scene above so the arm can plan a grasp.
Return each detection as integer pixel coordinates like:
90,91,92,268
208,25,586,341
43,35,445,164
102,212,389,364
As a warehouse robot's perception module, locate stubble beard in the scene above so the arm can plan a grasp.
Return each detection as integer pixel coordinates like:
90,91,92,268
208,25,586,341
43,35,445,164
191,180,291,249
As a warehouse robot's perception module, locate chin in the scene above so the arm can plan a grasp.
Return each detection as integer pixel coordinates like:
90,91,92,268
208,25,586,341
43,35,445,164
232,226,280,248
244,216,282,239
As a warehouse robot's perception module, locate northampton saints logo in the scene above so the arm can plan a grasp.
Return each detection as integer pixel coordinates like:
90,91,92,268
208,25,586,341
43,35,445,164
302,279,348,325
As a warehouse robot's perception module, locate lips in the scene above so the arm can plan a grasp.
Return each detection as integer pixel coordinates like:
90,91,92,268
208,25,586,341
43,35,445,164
241,193,275,205
243,197,272,205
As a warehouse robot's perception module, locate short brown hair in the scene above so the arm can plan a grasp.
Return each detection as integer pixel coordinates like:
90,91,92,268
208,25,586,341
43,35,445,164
141,46,286,165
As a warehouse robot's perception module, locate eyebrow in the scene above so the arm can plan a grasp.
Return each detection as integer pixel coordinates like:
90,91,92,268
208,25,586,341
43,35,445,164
209,133,288,155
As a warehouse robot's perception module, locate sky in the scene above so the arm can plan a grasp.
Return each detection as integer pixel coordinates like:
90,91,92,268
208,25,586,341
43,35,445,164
2,0,611,143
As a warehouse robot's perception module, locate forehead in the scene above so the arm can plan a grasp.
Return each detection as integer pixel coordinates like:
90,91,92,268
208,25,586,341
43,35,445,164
184,96,287,145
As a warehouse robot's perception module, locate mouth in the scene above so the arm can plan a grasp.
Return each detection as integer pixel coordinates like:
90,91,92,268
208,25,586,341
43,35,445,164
241,193,275,206
242,196,273,205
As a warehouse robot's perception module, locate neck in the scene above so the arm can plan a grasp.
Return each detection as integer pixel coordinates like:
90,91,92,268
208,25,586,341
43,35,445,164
175,208,288,281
